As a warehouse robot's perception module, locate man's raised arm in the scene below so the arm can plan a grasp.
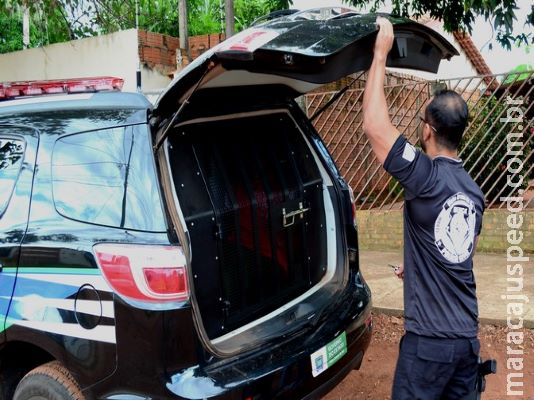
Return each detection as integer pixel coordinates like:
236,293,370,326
362,17,401,164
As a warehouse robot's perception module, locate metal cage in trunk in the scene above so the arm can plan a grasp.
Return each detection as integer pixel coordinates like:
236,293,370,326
166,111,328,339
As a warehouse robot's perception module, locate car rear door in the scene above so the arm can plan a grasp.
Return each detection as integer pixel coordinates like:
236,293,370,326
154,10,458,118
0,126,38,340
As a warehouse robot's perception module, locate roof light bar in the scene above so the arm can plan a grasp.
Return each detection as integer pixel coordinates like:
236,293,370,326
0,76,124,100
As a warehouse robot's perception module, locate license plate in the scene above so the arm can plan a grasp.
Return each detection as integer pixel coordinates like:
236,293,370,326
310,331,347,377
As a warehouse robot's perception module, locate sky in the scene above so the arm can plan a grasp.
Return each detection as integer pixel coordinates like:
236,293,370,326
291,0,533,74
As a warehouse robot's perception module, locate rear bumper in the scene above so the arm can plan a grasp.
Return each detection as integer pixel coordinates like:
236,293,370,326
170,299,372,400
92,275,372,400
255,316,372,400
161,305,372,400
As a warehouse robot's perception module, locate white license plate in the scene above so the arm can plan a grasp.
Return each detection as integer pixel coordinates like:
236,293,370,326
310,331,347,377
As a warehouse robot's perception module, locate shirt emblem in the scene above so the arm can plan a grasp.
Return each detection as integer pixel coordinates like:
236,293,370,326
434,192,476,263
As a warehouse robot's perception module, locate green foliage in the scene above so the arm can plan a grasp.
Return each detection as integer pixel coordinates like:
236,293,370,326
7,0,529,53
188,0,221,36
502,65,534,85
82,0,180,36
0,3,72,53
234,0,270,31
0,12,23,53
266,0,293,10
187,0,292,35
343,0,534,49
0,0,294,53
460,96,532,203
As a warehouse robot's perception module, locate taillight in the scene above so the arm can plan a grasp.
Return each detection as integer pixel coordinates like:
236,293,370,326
348,184,357,227
93,244,189,307
143,267,187,295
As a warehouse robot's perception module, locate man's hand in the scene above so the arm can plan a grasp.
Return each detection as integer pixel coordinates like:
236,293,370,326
394,263,404,280
374,17,394,62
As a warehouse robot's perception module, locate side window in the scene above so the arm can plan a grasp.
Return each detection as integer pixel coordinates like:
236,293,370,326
0,137,25,215
52,125,166,232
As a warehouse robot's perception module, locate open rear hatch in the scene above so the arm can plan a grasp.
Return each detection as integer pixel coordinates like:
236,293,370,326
154,9,458,118
153,9,458,353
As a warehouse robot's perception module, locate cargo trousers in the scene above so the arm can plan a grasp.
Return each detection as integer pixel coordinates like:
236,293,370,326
392,331,480,399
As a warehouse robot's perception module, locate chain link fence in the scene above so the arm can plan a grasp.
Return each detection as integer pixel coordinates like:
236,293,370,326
305,71,534,210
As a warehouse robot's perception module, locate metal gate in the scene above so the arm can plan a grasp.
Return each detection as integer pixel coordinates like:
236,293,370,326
305,71,534,210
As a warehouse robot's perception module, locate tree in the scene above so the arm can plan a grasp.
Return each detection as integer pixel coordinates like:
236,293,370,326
268,0,293,9
188,0,292,35
188,0,221,36
2,0,533,53
178,0,189,62
22,2,29,48
343,0,534,49
0,0,295,54
234,0,270,31
225,0,234,37
0,12,24,53
0,1,73,53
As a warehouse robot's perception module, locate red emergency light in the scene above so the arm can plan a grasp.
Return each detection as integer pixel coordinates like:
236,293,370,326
0,76,124,100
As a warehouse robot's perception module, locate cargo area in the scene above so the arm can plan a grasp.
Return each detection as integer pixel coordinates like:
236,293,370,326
166,111,330,339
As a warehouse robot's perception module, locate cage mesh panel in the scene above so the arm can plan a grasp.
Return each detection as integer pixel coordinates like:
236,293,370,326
169,113,327,338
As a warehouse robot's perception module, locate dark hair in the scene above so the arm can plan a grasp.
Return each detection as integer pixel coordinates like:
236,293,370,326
424,90,469,150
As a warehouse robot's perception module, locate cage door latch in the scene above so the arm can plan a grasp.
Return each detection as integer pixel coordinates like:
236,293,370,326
282,202,310,228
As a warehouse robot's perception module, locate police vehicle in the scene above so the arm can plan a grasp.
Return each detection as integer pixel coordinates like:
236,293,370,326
0,9,457,399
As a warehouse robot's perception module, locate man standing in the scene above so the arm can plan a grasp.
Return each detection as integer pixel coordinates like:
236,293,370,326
362,17,485,399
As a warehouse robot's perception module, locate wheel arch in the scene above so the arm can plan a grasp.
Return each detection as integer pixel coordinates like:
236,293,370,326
0,341,55,400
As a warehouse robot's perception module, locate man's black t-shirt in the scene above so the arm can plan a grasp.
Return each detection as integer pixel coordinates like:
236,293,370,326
383,135,485,338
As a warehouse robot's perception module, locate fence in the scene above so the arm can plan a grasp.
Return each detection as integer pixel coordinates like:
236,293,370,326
305,71,534,211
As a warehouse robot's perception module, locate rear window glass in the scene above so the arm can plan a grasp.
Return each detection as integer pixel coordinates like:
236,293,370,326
52,125,166,232
0,137,25,215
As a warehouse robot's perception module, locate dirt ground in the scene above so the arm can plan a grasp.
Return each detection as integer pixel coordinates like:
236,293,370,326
323,314,533,399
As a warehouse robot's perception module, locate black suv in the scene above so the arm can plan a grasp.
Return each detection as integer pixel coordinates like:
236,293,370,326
0,10,457,400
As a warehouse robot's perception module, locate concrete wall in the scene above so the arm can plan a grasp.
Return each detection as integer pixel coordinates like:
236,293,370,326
0,29,141,92
356,210,404,251
356,210,534,254
141,65,172,92
0,29,227,97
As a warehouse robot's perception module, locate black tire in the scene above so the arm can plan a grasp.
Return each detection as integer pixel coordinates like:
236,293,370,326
13,361,85,400
0,365,26,400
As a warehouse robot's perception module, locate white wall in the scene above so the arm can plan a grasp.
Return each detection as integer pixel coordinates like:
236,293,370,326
141,65,172,94
0,29,141,92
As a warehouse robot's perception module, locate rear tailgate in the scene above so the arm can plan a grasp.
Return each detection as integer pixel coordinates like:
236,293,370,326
154,11,458,118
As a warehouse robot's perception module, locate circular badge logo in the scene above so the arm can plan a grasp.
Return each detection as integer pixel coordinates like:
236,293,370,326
434,192,476,263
